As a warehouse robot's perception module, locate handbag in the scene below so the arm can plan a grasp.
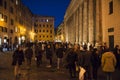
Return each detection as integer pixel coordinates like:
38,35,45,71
79,66,86,80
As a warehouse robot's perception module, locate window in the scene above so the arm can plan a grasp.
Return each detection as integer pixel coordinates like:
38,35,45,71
50,35,52,38
108,28,114,32
0,13,3,20
11,19,14,25
4,15,7,22
16,0,18,5
0,26,2,32
0,0,3,6
10,7,14,14
34,23,38,27
50,25,52,28
109,1,113,14
47,25,49,27
15,27,18,32
39,24,41,27
2,27,7,32
39,30,41,32
10,29,13,33
50,30,52,33
43,24,45,27
34,29,38,33
46,19,49,22
4,1,6,8
5,27,7,32
43,30,45,32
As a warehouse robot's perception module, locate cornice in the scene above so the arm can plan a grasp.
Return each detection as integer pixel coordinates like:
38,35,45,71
64,0,84,21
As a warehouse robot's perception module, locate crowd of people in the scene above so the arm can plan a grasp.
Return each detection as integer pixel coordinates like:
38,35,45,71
11,42,120,80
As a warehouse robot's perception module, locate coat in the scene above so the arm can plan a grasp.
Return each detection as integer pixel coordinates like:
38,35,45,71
12,49,24,66
25,47,33,59
101,51,116,72
46,47,53,59
56,47,65,58
66,49,78,66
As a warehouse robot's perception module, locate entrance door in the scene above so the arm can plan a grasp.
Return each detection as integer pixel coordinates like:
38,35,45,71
109,35,114,50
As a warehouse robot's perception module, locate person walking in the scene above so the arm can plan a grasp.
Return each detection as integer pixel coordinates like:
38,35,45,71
66,44,78,78
101,49,116,80
46,44,53,68
56,44,65,69
12,46,24,79
82,46,92,80
35,44,43,67
91,48,101,80
113,45,120,69
24,46,33,69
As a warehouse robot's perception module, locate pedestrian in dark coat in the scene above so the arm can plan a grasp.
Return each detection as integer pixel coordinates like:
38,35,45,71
82,46,92,80
12,46,24,78
56,44,65,69
24,46,33,68
46,44,53,68
113,45,120,69
91,48,101,80
66,44,78,78
35,45,43,67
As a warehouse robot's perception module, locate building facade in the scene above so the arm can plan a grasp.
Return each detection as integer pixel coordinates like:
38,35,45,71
33,15,55,42
64,0,102,46
101,0,120,49
55,22,65,42
0,0,33,48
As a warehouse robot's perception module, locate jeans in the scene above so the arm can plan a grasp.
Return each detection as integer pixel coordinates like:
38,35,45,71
106,72,112,80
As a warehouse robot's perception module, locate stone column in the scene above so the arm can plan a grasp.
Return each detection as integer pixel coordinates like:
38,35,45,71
75,9,79,43
88,0,94,44
96,0,102,45
93,0,96,46
64,20,68,42
79,3,84,44
83,1,88,43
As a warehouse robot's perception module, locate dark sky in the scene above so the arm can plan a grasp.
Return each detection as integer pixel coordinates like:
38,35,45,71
21,0,71,28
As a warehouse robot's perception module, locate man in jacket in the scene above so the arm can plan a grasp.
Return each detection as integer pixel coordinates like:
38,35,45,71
24,46,33,68
66,44,78,78
12,46,24,79
56,44,65,69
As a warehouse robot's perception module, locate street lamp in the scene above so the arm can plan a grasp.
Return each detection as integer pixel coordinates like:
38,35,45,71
0,18,4,21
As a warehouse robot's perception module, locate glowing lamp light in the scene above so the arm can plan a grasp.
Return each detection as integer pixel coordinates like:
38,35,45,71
0,18,4,21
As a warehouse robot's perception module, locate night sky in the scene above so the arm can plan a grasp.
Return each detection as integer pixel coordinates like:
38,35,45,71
21,0,71,28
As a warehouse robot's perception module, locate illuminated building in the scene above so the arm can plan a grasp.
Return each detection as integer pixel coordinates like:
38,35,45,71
0,0,33,48
33,15,55,42
64,0,102,46
55,22,65,42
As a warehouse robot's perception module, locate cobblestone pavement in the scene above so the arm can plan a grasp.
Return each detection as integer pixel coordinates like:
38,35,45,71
0,51,120,80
